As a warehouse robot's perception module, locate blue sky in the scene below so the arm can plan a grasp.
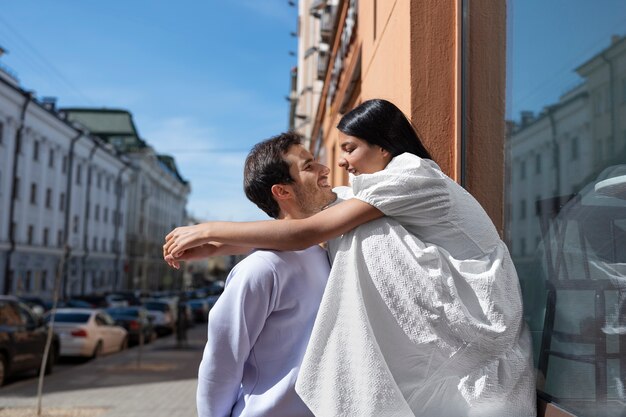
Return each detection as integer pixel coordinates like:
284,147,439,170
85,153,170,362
2,1,624,222
508,0,626,120
0,1,298,221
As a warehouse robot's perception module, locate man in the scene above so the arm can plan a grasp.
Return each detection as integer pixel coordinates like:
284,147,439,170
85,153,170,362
168,132,336,417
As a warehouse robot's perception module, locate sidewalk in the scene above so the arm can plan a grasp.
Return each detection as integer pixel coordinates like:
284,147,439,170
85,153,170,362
0,324,207,417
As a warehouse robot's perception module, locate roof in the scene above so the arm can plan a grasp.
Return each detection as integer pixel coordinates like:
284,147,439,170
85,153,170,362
157,154,189,185
60,108,147,152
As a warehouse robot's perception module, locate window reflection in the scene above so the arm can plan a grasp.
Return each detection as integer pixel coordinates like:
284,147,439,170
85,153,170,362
506,1,626,415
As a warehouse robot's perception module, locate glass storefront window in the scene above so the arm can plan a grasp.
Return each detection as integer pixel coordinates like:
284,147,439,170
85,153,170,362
506,1,626,415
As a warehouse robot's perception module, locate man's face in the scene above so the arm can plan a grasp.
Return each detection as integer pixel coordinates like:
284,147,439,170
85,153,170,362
282,144,336,217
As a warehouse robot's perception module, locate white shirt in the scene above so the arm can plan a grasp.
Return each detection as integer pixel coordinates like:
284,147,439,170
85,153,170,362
296,153,536,417
197,245,329,417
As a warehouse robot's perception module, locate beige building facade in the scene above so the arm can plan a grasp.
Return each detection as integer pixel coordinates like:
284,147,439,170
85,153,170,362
292,0,506,230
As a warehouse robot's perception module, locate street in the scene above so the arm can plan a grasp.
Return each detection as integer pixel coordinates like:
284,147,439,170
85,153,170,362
0,323,207,417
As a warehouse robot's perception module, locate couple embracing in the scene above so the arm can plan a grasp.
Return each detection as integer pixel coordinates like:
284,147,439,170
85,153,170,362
163,99,536,417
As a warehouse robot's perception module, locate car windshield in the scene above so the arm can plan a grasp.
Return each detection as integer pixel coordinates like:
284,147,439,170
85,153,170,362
144,302,168,312
107,308,139,317
45,313,91,323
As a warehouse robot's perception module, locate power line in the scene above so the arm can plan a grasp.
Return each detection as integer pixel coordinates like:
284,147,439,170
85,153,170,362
0,14,95,105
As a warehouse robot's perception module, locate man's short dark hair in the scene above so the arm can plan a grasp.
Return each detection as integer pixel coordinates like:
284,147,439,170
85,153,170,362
244,132,301,219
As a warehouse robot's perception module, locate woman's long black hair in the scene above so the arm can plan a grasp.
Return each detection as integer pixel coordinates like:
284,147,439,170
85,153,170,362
337,99,432,160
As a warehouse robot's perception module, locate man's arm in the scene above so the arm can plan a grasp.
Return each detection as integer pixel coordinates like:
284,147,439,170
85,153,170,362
197,256,275,417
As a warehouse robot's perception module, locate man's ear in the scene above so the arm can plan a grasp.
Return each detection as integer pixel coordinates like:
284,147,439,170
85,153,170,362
271,184,292,201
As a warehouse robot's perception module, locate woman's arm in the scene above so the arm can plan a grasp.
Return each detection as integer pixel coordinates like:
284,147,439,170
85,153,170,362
164,242,253,269
164,198,383,256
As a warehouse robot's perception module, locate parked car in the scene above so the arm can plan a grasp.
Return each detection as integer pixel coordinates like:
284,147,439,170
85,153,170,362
44,309,127,358
206,295,220,310
187,298,210,323
0,296,59,386
104,294,129,308
105,306,156,345
17,296,47,316
142,300,175,336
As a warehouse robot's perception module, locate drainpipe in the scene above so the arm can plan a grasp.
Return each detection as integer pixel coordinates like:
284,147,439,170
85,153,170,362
62,131,83,300
600,52,616,167
113,164,131,291
80,141,99,295
3,91,30,295
547,108,560,197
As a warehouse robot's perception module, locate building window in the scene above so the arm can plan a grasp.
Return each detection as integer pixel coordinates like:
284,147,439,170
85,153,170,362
59,192,65,212
97,173,102,188
43,228,49,246
57,230,63,247
73,216,79,234
606,135,615,155
14,177,20,199
535,195,542,216
62,155,68,174
27,225,34,245
76,164,82,185
45,188,52,209
93,237,98,251
33,140,39,161
48,149,54,168
520,199,526,220
106,177,111,192
594,136,604,164
571,137,579,160
520,160,526,180
30,183,37,205
104,207,108,223
95,204,100,221
41,270,47,291
535,154,541,174
25,271,32,292
102,238,106,252
594,89,603,115
0,121,4,144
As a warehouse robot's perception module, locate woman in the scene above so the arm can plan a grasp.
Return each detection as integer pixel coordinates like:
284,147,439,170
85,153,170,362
164,99,536,417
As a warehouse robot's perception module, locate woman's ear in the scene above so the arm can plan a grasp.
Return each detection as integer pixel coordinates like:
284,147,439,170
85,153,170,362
378,146,392,163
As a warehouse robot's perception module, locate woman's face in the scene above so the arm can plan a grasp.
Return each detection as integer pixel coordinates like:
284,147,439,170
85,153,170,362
337,132,392,175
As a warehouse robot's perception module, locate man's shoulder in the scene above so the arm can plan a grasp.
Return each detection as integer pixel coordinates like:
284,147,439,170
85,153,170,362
249,245,327,263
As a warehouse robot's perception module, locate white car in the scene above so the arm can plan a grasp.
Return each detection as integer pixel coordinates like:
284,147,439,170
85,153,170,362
45,308,128,358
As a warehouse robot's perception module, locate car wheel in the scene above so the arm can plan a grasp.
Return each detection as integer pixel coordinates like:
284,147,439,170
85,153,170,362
119,337,128,351
44,345,56,375
92,341,103,359
0,352,6,387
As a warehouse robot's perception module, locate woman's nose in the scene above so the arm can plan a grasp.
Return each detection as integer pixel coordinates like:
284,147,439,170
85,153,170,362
337,157,347,168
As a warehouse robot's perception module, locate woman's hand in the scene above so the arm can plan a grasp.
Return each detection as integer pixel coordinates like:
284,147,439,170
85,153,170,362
164,223,212,258
164,245,215,269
